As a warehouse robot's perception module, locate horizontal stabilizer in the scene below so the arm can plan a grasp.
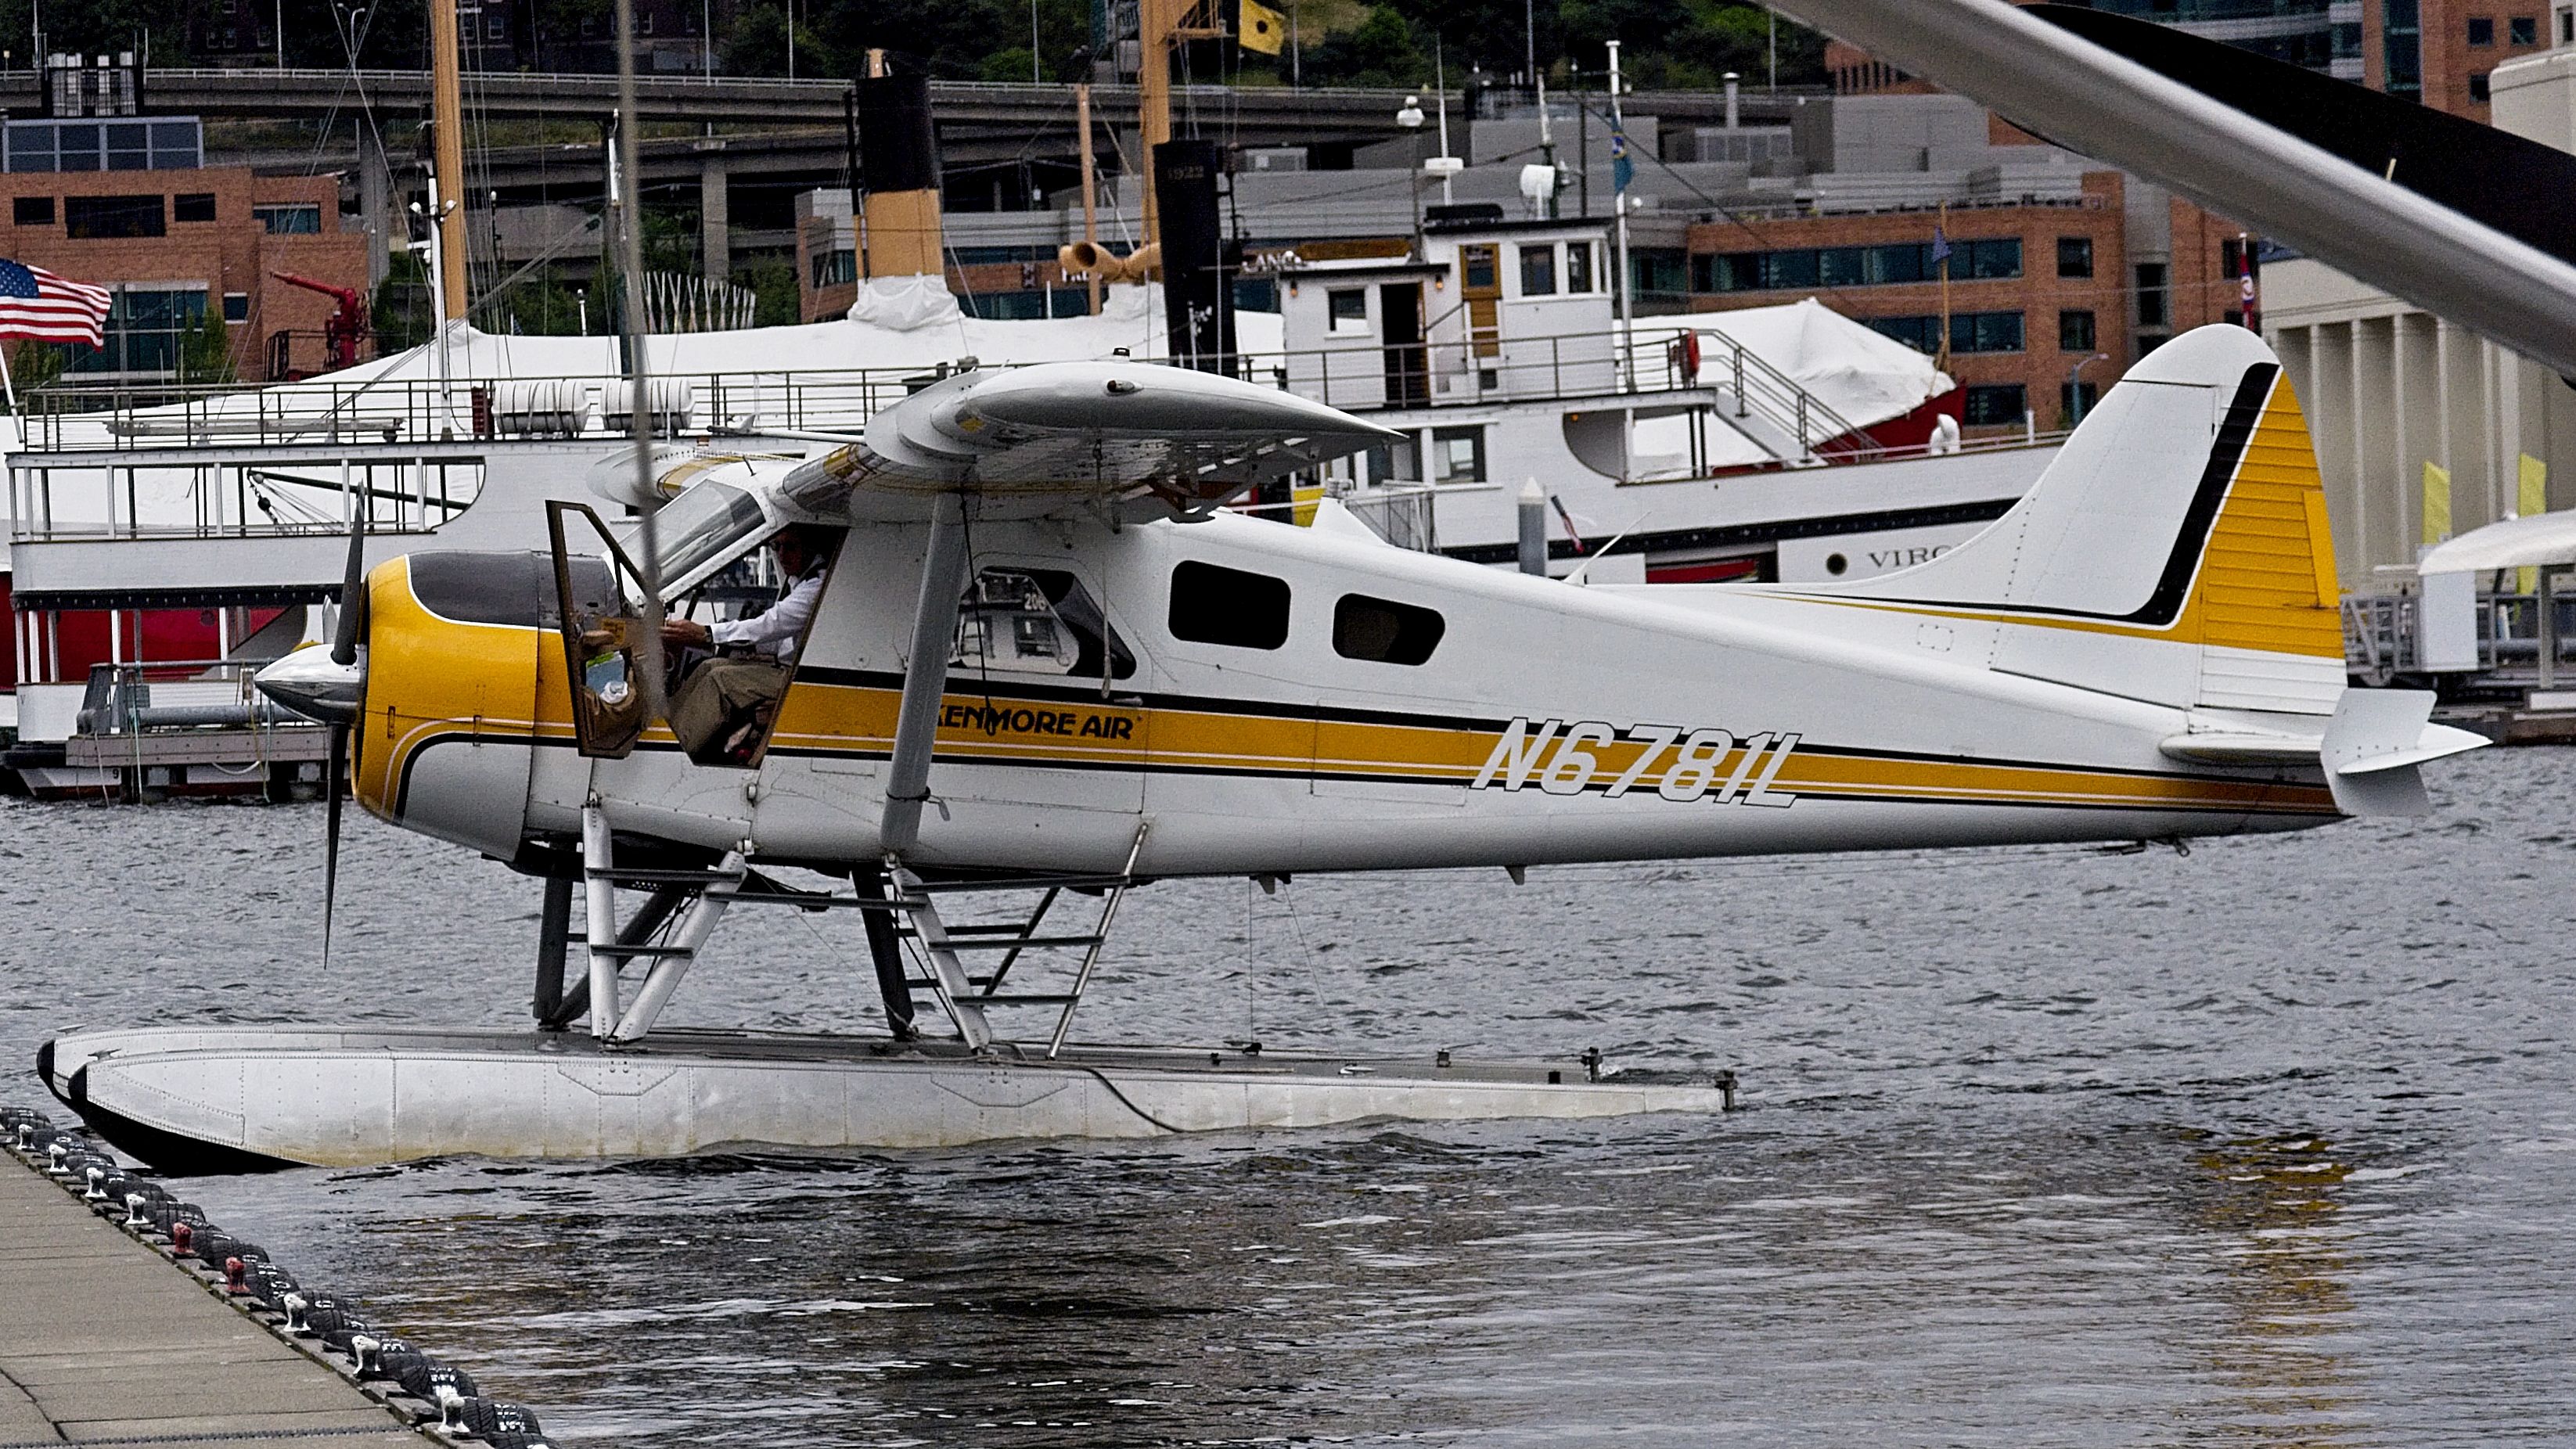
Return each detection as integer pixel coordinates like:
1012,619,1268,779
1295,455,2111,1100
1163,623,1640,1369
2319,689,2488,816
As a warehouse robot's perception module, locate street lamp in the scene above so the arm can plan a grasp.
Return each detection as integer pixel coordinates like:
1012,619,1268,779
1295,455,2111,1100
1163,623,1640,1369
1397,95,1426,256
2067,350,2108,426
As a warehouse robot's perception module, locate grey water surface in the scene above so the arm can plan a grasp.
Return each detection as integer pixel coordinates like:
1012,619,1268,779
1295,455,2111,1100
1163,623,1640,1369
2,747,2571,1446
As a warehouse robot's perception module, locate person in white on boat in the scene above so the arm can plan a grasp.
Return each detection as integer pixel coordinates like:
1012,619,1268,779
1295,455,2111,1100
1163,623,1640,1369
661,525,831,762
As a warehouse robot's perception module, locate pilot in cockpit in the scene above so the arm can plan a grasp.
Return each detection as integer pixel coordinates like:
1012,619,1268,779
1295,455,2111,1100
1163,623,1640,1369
660,524,832,763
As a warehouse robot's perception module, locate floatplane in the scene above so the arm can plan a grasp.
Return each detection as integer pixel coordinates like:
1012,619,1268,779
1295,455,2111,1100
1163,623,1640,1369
38,320,2483,1170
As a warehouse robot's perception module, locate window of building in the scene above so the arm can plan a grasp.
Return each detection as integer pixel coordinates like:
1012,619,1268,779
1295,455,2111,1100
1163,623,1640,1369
1328,287,1368,333
11,196,50,225
2057,236,2093,279
1631,248,1689,298
64,194,164,239
2060,309,2096,352
2061,380,2101,423
1952,311,2025,354
1958,237,2022,279
2136,262,2170,328
2563,8,2573,44
2386,0,2423,95
1866,315,1940,354
487,15,507,38
1167,560,1290,650
1462,246,1497,289
221,292,248,322
2512,15,2538,42
1333,594,1445,666
1567,241,1595,293
2470,16,2496,43
1366,437,1421,485
173,192,215,223
2471,71,2494,100
1520,243,1556,297
1964,384,2027,427
252,203,320,235
66,285,205,378
1699,238,2019,293
810,247,855,289
1430,425,1485,483
2138,333,2171,359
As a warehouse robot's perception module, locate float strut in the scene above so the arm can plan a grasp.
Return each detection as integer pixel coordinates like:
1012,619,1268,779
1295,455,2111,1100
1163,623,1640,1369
531,874,574,1027
852,866,919,1040
879,492,972,858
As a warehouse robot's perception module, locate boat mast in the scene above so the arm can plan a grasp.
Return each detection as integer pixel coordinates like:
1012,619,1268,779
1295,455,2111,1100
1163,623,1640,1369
1138,0,1173,258
427,0,470,322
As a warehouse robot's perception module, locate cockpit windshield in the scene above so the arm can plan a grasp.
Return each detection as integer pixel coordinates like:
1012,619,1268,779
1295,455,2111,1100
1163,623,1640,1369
649,481,772,597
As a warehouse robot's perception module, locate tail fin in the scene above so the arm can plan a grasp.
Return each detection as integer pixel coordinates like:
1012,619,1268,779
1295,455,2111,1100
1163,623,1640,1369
1833,324,2346,713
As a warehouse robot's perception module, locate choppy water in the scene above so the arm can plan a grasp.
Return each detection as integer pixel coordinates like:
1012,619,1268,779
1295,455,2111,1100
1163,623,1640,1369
3,750,2574,1445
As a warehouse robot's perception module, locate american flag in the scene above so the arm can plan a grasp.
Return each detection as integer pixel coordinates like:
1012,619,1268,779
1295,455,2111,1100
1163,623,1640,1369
0,260,111,347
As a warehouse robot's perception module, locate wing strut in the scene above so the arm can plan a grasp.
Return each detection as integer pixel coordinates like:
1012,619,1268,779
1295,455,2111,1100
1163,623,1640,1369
880,492,973,858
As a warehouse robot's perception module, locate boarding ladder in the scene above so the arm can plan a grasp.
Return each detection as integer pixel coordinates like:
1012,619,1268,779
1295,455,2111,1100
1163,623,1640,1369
557,805,1145,1054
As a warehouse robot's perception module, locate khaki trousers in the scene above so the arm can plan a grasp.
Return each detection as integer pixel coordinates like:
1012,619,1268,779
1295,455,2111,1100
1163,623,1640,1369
669,657,791,760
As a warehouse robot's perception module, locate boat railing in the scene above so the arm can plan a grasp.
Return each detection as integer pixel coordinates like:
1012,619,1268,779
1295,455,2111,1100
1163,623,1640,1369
18,333,1735,459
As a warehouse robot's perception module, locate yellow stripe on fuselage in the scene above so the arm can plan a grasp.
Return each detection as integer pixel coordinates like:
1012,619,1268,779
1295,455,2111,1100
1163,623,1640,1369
361,563,2336,828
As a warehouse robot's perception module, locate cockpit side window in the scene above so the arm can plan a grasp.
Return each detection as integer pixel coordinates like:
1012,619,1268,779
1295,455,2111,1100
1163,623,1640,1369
648,480,774,598
954,567,1136,680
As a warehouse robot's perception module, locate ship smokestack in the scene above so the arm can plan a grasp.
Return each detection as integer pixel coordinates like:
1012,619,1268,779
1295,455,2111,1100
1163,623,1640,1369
857,53,944,279
1153,138,1235,373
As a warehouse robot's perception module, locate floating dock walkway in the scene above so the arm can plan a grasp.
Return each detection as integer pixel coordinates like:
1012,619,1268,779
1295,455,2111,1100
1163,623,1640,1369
0,1109,554,1447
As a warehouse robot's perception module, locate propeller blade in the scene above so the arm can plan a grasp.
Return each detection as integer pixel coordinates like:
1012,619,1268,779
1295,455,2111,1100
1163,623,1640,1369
330,514,367,667
322,721,347,969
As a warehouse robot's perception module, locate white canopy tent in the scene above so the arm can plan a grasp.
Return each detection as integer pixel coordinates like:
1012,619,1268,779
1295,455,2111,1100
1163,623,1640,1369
2419,511,2576,688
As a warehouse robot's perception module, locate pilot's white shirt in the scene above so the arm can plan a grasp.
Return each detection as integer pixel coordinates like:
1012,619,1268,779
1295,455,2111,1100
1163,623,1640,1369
711,567,824,665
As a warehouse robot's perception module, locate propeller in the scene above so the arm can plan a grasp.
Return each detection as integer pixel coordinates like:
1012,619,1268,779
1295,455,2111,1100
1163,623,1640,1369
253,515,369,968
322,514,366,967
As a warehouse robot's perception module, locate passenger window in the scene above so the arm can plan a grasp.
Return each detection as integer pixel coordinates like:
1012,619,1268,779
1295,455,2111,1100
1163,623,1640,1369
955,567,1135,678
1169,560,1290,650
1333,594,1445,665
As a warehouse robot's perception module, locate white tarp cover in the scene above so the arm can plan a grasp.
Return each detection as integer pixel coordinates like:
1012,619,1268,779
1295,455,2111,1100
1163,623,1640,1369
1627,297,1955,476
321,282,1286,386
1696,297,1958,428
2416,510,2576,572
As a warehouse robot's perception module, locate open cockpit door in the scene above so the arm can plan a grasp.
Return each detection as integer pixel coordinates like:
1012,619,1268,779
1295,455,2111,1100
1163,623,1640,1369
545,500,658,760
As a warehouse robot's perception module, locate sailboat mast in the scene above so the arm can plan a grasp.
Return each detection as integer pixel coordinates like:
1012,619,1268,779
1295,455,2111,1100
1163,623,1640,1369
427,0,470,319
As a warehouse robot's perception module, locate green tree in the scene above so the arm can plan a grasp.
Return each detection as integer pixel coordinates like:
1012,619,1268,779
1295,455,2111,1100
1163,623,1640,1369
372,253,434,355
180,304,236,384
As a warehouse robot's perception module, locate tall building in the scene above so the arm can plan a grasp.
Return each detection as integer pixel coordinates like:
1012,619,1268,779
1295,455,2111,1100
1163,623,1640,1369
2072,0,2364,80
2362,0,2555,117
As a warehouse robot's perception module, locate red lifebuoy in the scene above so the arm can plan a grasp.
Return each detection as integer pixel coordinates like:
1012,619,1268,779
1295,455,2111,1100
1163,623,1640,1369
1677,330,1703,384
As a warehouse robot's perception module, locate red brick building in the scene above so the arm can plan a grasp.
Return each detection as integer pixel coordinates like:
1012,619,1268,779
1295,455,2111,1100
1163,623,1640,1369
1678,171,2273,435
2365,0,2556,118
0,166,368,383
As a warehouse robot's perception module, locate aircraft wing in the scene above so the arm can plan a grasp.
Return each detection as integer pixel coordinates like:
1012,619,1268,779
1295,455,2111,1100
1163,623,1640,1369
774,360,1404,523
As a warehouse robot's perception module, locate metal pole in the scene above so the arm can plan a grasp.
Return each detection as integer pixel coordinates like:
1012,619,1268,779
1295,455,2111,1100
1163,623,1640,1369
1517,476,1548,575
1608,41,1632,390
427,0,468,320
1078,82,1101,315
613,0,668,720
2542,567,2558,691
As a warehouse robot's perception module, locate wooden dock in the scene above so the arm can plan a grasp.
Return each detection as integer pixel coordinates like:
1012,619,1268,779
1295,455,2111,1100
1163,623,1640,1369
0,1146,428,1447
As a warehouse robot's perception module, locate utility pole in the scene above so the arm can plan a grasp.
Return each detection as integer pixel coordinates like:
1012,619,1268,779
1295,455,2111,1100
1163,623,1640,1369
427,0,469,322
1608,42,1630,370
